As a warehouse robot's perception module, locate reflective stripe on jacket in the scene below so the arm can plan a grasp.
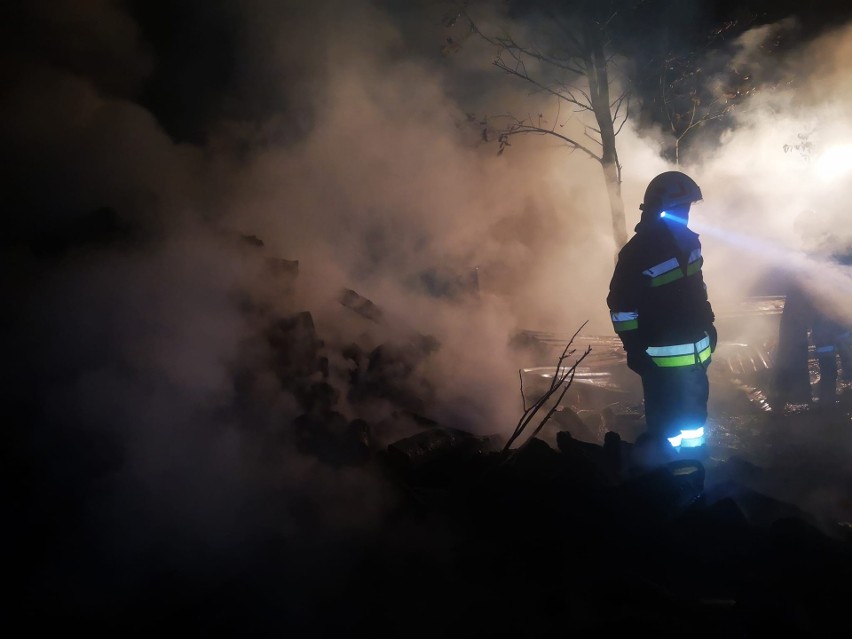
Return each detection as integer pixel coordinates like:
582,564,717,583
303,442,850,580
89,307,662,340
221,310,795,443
610,310,638,332
647,334,712,367
642,248,703,287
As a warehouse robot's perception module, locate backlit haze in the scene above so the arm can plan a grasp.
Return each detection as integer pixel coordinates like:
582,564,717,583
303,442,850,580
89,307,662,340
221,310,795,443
5,0,852,619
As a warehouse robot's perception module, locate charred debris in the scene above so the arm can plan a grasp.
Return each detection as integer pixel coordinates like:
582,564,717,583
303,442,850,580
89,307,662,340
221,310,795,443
15,222,851,636
243,236,852,636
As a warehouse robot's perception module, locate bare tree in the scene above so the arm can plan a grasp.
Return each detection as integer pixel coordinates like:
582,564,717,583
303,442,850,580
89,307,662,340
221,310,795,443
657,54,737,166
446,1,631,253
654,20,758,166
640,13,793,166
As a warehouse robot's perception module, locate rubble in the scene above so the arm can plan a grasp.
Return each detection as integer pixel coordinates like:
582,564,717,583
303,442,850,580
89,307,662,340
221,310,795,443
264,280,852,634
366,422,852,636
339,287,384,323
13,249,852,637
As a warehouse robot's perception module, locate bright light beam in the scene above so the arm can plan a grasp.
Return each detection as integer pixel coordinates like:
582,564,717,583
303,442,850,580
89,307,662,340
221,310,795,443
663,209,813,263
660,209,852,300
659,211,687,225
669,210,852,305
815,144,852,181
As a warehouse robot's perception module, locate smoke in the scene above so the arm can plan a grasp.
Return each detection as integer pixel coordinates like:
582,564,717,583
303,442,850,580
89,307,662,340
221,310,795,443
665,16,852,527
6,0,852,627
2,0,616,627
662,17,852,297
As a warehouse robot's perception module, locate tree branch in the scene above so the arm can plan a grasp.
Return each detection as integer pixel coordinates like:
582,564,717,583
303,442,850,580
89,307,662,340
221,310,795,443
490,118,602,162
492,58,592,111
506,321,591,454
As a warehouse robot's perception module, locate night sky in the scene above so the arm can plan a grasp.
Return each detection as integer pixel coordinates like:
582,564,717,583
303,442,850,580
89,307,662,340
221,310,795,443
5,0,852,634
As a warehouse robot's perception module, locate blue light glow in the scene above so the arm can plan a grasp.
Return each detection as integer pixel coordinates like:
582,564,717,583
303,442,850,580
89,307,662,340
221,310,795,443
668,426,706,449
687,214,852,301
660,211,688,225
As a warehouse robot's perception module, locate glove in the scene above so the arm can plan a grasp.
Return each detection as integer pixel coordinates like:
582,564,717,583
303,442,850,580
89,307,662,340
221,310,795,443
626,349,654,375
707,324,718,353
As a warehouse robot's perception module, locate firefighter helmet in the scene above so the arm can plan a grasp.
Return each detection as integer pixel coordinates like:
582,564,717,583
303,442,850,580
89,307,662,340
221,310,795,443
641,171,703,213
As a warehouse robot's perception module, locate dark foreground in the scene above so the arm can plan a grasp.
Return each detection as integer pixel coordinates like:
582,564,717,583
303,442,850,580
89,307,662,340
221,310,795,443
10,401,852,639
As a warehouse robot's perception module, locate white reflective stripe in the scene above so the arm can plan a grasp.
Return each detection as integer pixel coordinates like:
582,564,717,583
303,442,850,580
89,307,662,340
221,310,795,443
670,427,706,449
648,343,694,356
610,311,638,322
680,427,704,439
680,432,706,448
688,248,701,264
643,257,679,278
647,335,711,357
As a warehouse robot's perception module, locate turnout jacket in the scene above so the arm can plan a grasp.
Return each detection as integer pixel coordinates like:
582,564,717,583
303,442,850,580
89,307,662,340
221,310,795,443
607,217,716,368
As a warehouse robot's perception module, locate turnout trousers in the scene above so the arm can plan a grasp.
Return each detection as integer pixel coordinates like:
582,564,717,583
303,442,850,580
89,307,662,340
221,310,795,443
640,361,710,441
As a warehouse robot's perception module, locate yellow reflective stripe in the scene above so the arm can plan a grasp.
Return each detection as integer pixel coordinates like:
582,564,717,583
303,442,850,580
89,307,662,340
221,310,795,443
651,345,712,367
686,256,703,276
649,269,683,287
611,311,638,332
644,251,703,287
613,319,638,332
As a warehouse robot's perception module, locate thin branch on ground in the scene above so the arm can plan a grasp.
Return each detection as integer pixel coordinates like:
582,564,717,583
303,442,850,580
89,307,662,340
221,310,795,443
503,321,591,455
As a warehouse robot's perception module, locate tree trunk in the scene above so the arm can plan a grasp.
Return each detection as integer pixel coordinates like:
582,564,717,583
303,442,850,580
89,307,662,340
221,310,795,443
587,38,628,256
601,160,627,253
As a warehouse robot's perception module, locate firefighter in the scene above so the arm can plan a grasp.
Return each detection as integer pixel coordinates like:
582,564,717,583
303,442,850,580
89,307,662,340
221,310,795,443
607,171,717,467
772,212,852,407
812,312,852,404
771,277,815,405
773,274,852,407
